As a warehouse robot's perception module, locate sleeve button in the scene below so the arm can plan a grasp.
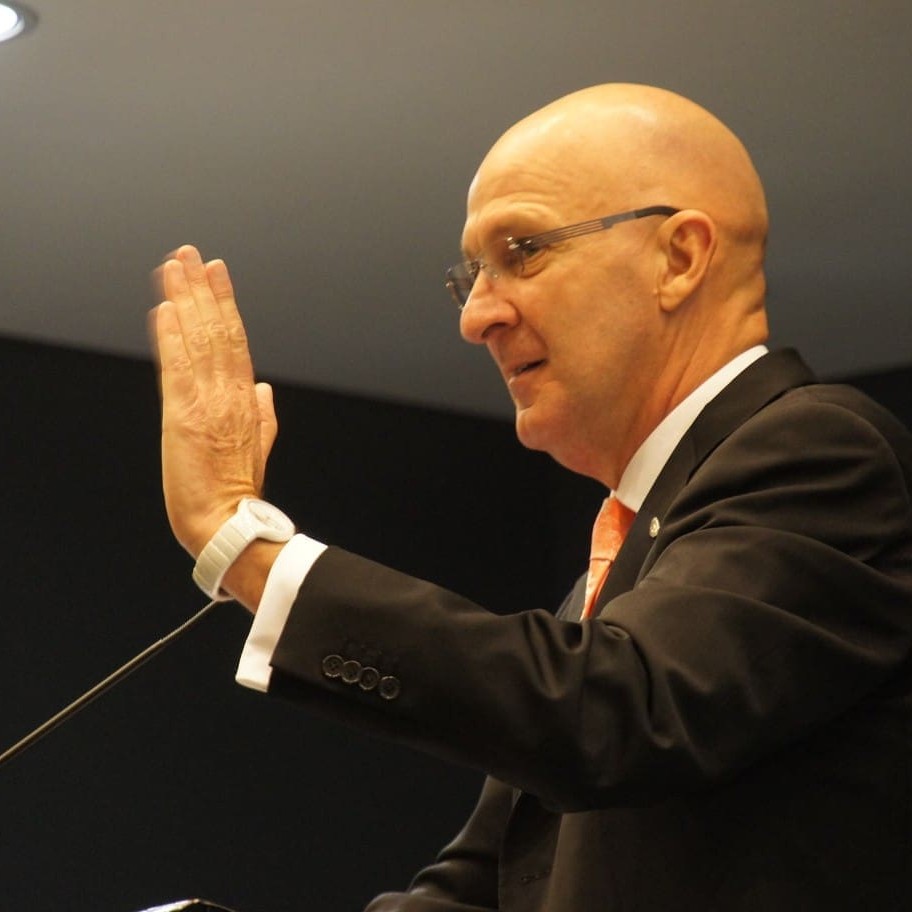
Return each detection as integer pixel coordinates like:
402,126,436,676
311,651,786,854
358,666,380,691
378,675,401,701
341,660,362,684
321,654,344,679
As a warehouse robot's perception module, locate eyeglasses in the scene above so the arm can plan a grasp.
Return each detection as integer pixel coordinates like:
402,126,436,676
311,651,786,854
445,205,679,310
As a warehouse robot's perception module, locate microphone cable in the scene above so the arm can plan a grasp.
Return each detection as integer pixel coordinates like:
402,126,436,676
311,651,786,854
0,599,221,769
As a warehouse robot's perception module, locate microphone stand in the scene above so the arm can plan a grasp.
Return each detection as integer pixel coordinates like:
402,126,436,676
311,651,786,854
0,599,221,769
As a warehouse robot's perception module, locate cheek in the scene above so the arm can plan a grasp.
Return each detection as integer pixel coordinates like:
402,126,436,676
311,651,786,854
558,321,623,389
533,261,650,373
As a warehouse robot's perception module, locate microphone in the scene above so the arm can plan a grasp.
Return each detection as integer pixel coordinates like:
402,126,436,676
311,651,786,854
0,599,221,768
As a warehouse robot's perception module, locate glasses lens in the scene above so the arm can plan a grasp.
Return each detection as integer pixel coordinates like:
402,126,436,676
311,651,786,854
497,238,526,276
445,263,475,309
445,238,524,309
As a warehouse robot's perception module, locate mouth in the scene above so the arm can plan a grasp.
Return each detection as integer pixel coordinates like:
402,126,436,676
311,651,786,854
511,359,545,379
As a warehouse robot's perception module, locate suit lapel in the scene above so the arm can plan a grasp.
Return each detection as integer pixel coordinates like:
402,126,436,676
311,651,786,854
591,349,817,614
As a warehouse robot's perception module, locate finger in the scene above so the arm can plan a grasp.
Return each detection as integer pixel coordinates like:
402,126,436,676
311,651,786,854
176,245,223,323
206,258,255,386
147,305,165,399
152,247,185,296
155,301,198,413
176,244,239,378
255,381,278,457
205,257,240,323
160,257,212,382
150,263,166,306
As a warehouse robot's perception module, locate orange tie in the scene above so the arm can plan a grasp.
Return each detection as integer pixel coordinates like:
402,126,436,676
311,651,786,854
581,496,636,619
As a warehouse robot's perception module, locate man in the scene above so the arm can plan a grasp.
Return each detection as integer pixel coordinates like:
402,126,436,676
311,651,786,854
152,84,912,908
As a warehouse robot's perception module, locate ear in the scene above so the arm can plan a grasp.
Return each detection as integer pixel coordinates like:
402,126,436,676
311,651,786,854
654,210,717,313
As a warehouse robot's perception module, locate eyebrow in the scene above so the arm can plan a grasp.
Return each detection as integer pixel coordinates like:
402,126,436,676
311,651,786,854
460,215,550,260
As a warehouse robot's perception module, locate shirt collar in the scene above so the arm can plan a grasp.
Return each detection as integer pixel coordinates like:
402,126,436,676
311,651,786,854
615,345,768,512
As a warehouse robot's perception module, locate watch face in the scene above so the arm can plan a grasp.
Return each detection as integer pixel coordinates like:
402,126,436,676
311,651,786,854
245,498,295,535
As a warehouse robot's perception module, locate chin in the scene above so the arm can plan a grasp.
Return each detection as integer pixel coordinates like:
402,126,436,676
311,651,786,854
514,404,560,456
514,402,596,477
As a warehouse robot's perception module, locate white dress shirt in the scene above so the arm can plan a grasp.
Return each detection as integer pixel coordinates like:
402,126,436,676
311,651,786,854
236,345,768,693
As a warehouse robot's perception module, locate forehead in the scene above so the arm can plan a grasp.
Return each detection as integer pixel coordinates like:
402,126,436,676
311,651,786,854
460,105,629,244
461,155,588,253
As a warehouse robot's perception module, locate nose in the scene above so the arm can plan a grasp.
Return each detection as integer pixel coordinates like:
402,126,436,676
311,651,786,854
459,273,520,345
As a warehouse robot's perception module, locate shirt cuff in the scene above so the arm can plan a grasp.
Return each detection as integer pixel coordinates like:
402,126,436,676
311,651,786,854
235,533,327,693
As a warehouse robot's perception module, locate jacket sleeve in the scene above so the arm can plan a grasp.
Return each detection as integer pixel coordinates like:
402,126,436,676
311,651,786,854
267,390,912,811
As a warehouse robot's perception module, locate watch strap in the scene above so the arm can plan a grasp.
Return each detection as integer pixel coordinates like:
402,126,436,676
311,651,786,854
192,498,294,601
192,520,252,601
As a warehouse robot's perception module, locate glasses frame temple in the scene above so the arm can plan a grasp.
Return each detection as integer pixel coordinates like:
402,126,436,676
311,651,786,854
511,205,680,249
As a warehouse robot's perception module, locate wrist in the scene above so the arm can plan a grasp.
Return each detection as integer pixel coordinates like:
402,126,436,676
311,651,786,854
221,540,288,610
169,499,247,561
185,507,239,561
192,498,295,601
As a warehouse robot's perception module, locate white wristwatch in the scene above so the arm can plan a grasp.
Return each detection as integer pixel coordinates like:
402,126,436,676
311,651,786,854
192,497,296,600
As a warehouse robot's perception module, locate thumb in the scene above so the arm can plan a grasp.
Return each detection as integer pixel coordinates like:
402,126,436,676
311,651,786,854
255,382,279,464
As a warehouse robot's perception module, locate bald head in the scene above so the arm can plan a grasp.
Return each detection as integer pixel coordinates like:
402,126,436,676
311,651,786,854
459,84,771,486
480,84,767,243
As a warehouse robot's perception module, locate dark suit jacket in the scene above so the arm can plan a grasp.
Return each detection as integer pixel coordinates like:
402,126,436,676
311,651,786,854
268,350,912,910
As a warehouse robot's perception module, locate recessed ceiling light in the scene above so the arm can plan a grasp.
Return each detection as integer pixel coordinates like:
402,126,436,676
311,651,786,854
0,2,37,44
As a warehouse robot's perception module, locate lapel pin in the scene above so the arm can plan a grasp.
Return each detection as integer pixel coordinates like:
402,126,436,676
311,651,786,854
648,517,661,539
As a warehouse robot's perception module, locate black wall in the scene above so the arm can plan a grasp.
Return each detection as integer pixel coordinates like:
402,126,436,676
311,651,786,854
0,336,908,911
0,335,600,912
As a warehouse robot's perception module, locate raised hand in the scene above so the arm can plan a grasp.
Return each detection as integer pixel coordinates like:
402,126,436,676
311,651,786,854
152,245,278,561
